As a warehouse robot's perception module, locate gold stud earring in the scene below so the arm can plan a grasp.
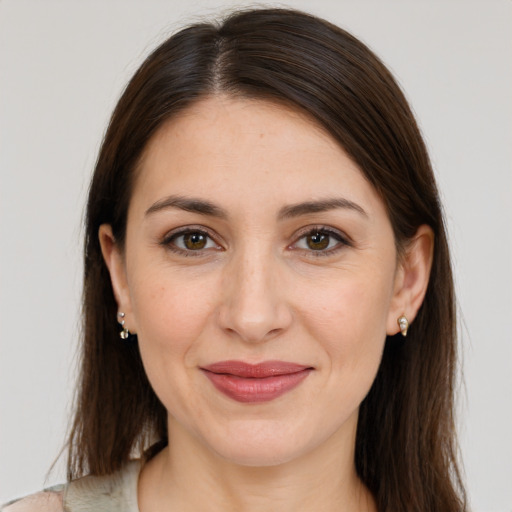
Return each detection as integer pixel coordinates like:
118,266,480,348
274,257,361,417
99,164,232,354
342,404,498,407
397,315,409,337
117,312,130,340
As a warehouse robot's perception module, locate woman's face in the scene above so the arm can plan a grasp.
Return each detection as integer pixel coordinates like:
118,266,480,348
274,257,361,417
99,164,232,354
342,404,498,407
102,96,409,467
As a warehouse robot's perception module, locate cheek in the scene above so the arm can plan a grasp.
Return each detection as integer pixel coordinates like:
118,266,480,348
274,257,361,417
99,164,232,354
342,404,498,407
129,265,218,360
301,268,393,370
128,267,220,420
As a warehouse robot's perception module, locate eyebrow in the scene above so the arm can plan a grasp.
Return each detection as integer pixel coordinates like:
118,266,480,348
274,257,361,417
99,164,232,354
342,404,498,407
145,195,228,219
145,194,367,220
278,198,367,219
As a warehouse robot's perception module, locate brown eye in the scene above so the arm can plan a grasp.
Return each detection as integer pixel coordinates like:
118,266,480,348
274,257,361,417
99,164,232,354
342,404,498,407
166,229,219,253
183,232,207,250
306,232,330,250
292,227,349,255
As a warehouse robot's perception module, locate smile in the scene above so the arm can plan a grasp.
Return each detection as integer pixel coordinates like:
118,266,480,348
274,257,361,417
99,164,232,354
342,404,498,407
200,360,313,403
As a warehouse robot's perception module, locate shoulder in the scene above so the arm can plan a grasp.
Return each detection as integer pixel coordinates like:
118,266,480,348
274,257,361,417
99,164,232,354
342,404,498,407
2,460,141,512
63,460,140,511
1,489,64,512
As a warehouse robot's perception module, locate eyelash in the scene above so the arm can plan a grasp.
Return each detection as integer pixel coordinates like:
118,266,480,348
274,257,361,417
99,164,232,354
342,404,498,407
161,227,221,257
161,225,351,257
290,226,351,257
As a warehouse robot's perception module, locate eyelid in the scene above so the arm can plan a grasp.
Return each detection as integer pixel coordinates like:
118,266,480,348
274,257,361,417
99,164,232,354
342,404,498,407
161,225,224,254
160,224,351,257
289,225,352,255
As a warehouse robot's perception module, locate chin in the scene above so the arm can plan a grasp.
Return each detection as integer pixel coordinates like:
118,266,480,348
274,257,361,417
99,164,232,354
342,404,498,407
216,443,302,468
204,420,317,468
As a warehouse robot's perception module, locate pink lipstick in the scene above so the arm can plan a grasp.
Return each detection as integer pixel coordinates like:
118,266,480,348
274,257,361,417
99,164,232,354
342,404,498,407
201,360,312,403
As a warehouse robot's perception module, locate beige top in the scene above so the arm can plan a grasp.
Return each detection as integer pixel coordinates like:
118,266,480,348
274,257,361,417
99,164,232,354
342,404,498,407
1,460,141,512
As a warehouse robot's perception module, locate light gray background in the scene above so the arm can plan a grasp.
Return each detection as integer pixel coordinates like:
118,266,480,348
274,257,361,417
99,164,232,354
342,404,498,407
1,1,511,510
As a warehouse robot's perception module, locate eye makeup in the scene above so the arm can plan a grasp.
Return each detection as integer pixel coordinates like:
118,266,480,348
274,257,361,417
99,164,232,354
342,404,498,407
160,226,223,257
289,225,353,258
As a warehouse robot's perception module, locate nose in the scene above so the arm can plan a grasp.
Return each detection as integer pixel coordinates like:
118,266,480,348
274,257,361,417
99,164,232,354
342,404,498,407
217,246,293,343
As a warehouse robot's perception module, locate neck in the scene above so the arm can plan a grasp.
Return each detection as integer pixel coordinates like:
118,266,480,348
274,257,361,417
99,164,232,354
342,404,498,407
138,416,376,512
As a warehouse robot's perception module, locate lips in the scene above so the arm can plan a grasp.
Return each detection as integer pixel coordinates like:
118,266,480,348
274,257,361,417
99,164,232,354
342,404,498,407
201,360,313,403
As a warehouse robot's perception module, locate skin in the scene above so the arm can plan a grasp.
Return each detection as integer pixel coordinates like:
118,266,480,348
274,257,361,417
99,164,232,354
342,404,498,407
100,96,433,512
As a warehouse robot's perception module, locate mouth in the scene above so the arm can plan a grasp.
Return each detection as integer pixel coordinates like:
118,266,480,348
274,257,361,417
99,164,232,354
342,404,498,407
200,360,313,403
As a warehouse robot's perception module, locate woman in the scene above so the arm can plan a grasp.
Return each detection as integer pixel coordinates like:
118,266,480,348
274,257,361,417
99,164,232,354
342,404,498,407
2,7,466,512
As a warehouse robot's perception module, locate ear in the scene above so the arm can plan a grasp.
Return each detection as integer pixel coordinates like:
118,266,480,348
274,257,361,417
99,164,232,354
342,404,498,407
386,225,434,336
98,224,137,334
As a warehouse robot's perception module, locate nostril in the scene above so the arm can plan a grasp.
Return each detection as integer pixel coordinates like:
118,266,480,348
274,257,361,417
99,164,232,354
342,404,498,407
216,279,293,343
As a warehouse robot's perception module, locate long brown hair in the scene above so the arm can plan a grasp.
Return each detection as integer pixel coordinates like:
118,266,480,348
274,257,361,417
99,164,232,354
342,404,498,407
69,8,466,511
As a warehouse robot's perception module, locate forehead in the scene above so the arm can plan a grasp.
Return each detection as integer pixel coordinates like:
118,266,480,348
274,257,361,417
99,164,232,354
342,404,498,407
141,95,341,165
131,95,383,218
